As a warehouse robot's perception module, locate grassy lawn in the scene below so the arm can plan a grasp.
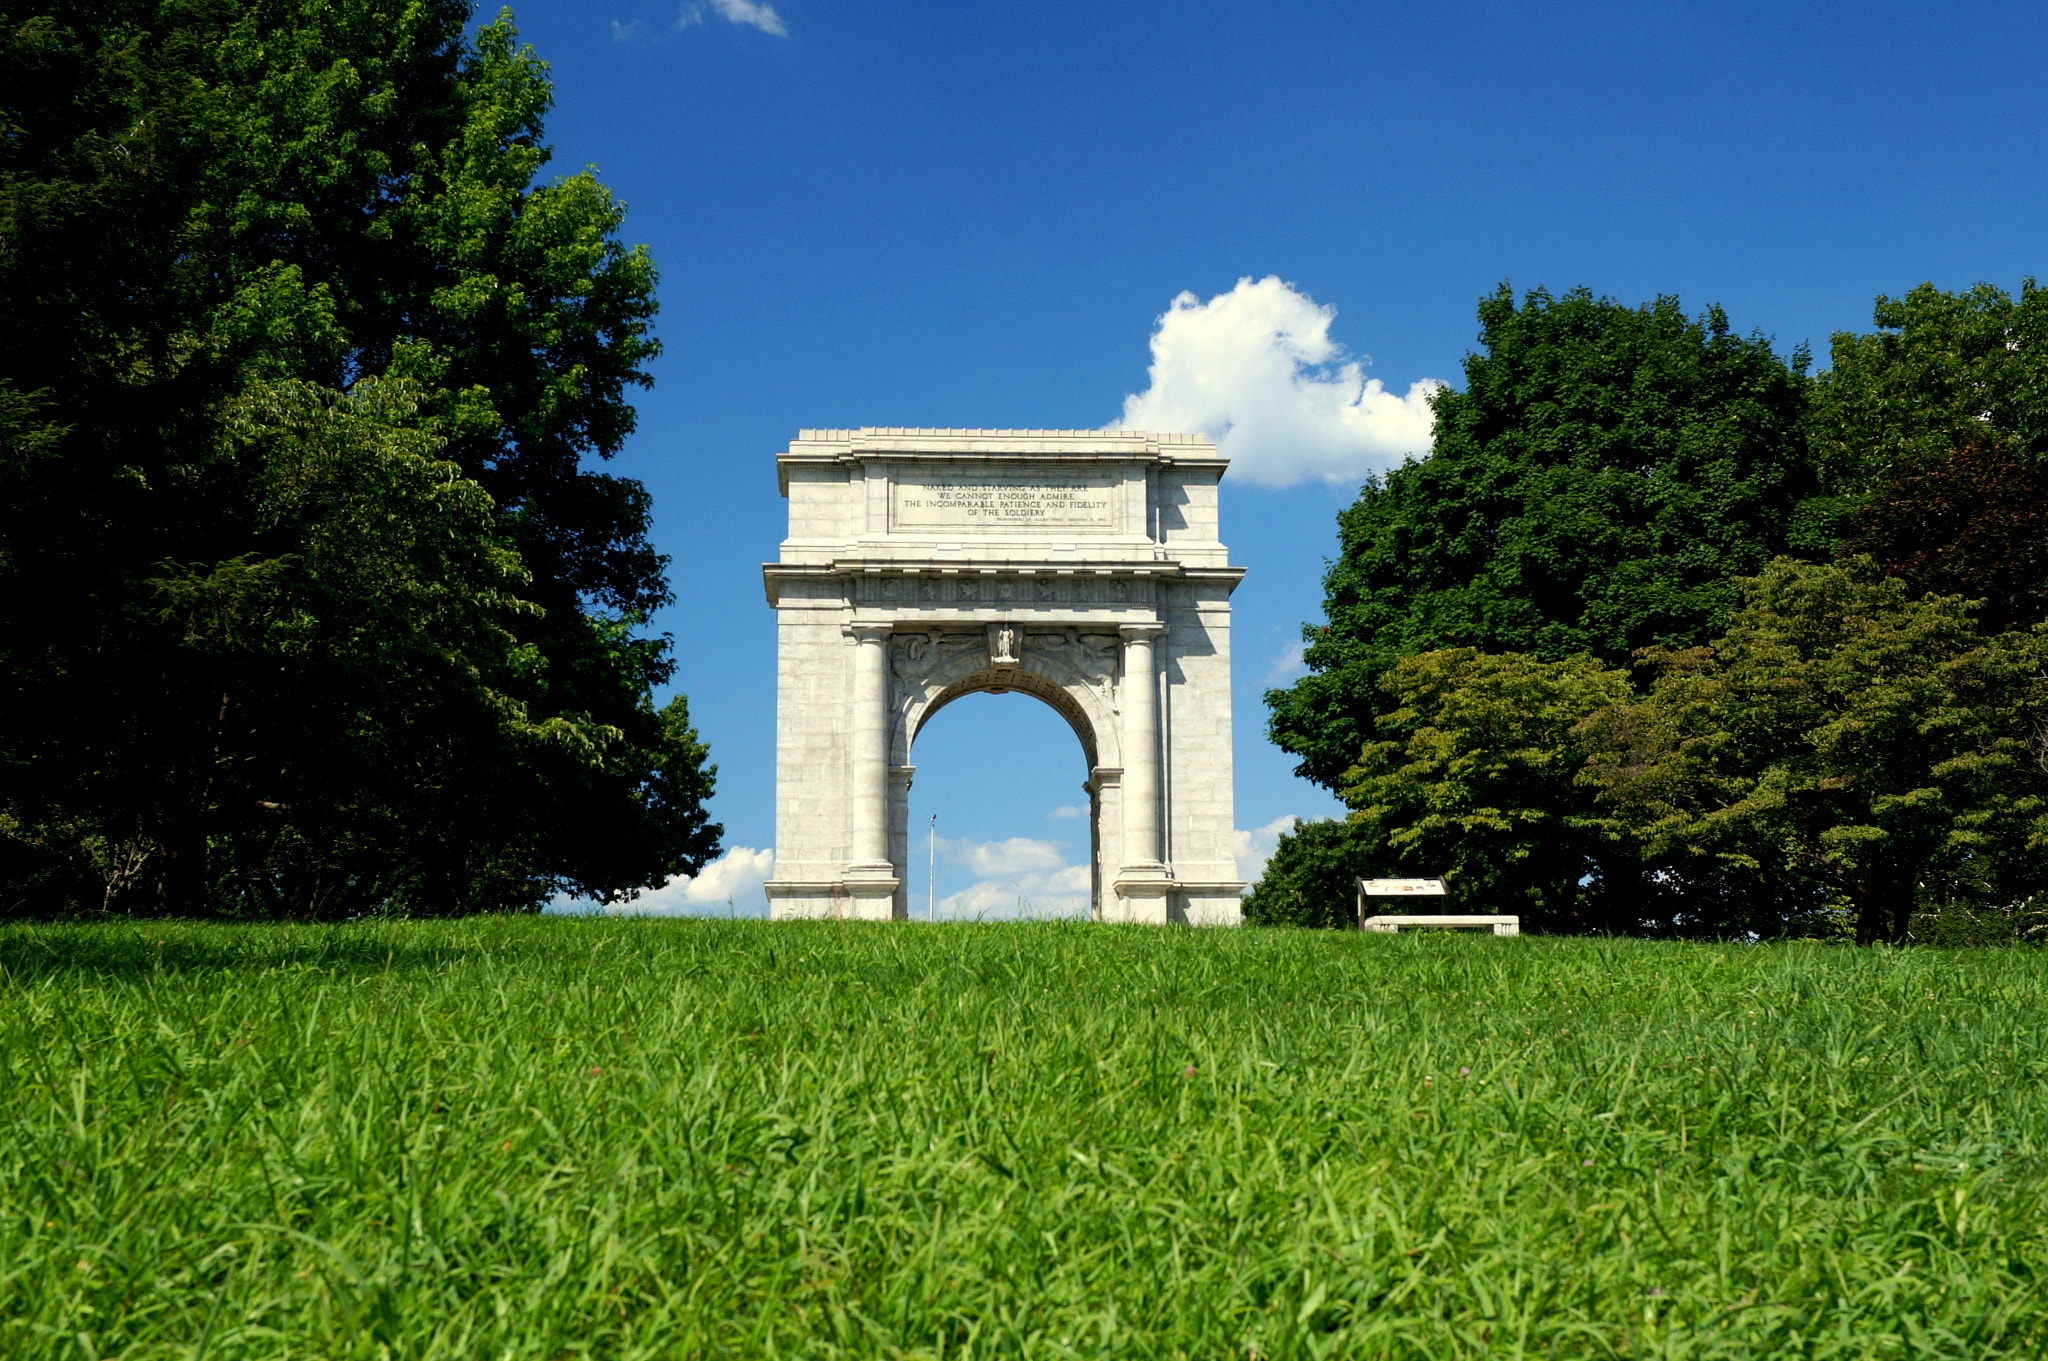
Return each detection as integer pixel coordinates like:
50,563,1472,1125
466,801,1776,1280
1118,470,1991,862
2,918,2043,1359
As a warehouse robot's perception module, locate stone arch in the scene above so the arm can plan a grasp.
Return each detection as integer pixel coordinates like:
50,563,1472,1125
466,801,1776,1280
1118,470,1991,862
885,632,1124,919
888,632,1121,771
760,426,1246,926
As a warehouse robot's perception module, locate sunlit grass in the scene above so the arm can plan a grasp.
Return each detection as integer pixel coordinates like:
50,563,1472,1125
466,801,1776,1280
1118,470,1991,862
2,918,2044,1358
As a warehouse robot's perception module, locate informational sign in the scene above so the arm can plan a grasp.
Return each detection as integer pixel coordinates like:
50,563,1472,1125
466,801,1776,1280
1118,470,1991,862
1359,878,1446,896
892,473,1118,529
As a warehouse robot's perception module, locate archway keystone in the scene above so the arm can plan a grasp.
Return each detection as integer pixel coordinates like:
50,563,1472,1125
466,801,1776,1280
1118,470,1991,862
762,428,1246,924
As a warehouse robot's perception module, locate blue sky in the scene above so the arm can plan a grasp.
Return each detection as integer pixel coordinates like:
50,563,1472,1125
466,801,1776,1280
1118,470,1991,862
520,0,2048,915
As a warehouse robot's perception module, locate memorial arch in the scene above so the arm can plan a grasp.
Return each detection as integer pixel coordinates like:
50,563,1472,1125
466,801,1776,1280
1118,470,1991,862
761,428,1245,924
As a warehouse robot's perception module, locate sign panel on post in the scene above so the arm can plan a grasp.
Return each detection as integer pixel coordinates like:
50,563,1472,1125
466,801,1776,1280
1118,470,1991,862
1356,876,1446,930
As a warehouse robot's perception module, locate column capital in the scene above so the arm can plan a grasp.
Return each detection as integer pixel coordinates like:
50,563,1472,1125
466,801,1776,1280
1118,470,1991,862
843,621,894,642
1118,622,1166,641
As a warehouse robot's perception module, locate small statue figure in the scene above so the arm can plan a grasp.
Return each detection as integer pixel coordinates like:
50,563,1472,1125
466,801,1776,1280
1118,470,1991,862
988,620,1019,668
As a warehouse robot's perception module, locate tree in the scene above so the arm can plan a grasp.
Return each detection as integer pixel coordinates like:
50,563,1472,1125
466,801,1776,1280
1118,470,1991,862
0,2,718,916
1239,819,1379,929
1337,649,1630,931
1810,280,2048,488
1814,282,2048,635
1580,558,2048,945
1268,284,1827,793
1842,440,2048,635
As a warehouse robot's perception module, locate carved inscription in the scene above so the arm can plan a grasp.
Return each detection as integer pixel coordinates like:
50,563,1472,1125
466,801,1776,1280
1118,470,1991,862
892,473,1117,530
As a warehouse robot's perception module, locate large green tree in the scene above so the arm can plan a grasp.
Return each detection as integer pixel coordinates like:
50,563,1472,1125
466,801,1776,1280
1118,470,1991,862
1325,647,1823,937
1811,279,2048,486
0,1,718,916
1816,282,2048,635
1238,819,1379,929
1580,558,2048,945
1267,284,1828,793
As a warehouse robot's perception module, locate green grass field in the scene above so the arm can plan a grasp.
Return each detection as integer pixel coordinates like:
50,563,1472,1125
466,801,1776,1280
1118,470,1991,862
2,919,2044,1359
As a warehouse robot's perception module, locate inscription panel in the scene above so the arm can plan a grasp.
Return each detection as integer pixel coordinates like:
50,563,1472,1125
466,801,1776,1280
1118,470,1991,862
892,472,1118,531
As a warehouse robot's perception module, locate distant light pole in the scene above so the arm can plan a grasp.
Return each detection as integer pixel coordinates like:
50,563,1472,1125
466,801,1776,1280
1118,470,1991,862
928,813,938,922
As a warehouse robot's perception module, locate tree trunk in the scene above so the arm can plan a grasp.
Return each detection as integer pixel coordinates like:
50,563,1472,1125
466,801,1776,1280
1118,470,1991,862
154,816,209,917
1853,865,1917,945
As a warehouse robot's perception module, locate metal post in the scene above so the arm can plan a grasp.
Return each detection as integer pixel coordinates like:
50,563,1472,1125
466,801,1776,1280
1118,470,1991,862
928,813,937,921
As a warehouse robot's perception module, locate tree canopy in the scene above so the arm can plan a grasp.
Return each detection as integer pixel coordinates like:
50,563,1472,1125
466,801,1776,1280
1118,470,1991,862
1266,284,1826,793
1819,282,2048,635
1580,559,2048,945
1256,279,2048,940
0,1,719,916
1811,279,2048,487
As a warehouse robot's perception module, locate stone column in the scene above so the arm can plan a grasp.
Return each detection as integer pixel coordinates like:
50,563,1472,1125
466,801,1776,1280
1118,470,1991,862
841,622,899,918
1119,624,1166,870
1114,623,1172,922
887,765,915,919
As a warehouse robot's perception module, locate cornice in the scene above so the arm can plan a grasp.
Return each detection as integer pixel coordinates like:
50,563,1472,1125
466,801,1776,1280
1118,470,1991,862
761,560,1245,606
774,428,1227,495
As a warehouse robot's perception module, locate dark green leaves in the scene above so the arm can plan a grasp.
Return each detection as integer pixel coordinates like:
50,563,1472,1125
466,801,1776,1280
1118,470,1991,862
0,2,716,918
1267,284,1821,793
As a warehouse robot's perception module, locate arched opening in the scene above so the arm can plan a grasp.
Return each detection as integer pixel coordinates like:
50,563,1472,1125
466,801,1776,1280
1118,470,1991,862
903,688,1095,921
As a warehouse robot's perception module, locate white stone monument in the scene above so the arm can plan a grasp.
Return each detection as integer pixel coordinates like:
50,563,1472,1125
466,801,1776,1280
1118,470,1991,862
762,428,1246,924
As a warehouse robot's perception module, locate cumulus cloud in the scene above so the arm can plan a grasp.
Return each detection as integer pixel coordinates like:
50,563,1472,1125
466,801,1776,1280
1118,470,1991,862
1232,815,1300,888
1263,640,1308,686
1048,804,1086,820
943,860,1092,920
929,835,1090,918
1109,276,1443,488
603,845,775,916
938,835,1067,878
697,0,787,34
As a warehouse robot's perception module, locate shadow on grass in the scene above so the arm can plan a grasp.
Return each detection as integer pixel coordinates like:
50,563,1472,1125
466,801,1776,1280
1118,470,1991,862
0,920,494,982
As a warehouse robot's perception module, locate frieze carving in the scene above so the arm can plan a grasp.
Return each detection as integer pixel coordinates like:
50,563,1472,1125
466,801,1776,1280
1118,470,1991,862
891,629,985,684
856,574,1155,607
1024,628,1121,711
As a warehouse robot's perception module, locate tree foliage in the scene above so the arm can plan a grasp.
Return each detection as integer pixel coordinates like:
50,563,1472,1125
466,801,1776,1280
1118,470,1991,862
1843,440,2048,636
1252,280,2048,938
1581,558,2048,945
1267,284,1825,792
1811,280,2048,487
1817,282,2048,635
1238,819,1378,929
1326,648,1828,938
1340,649,1630,929
0,1,718,916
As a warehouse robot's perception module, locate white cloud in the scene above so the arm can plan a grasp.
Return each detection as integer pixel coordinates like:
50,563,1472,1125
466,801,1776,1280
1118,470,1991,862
926,835,1091,919
704,0,787,34
611,18,648,41
1263,640,1307,686
1048,804,1086,820
1109,276,1444,488
675,6,701,28
603,845,775,916
943,861,1092,920
939,835,1067,878
1232,815,1300,888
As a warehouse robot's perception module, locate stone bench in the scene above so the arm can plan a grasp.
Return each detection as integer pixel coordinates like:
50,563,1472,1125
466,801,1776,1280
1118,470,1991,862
1361,914,1521,937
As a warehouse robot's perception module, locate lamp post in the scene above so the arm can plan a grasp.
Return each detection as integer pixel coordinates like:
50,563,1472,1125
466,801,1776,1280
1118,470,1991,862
928,813,938,921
